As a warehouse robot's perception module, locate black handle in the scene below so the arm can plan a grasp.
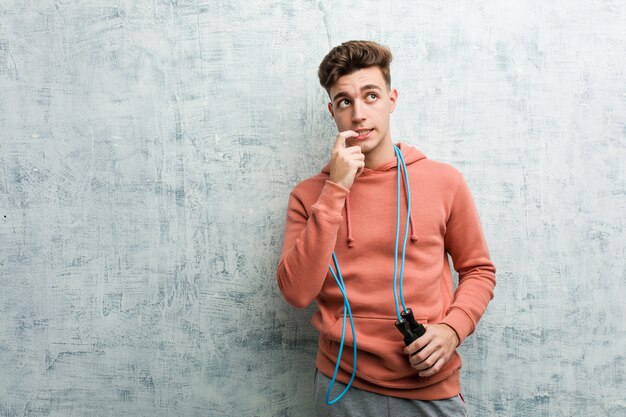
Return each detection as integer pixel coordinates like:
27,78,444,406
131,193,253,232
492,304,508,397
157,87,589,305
395,308,426,346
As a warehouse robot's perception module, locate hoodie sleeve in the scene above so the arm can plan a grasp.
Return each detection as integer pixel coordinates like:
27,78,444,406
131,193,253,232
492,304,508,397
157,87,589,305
276,180,349,308
439,173,496,345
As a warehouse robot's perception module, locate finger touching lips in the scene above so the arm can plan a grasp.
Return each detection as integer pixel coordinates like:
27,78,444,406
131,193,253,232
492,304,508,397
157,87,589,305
335,130,359,148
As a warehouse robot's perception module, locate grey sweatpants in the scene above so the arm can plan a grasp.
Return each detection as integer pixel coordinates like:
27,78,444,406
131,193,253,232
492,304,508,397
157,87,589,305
314,370,468,417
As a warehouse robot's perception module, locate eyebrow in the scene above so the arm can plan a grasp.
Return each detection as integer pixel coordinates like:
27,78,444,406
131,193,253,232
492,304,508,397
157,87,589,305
332,84,384,102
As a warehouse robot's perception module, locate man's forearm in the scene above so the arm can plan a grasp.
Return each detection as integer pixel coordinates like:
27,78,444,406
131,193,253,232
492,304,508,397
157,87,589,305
276,181,349,307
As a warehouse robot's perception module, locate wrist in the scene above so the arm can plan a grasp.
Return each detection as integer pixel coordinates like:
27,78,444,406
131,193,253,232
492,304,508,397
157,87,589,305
441,323,460,347
328,177,349,190
312,180,350,215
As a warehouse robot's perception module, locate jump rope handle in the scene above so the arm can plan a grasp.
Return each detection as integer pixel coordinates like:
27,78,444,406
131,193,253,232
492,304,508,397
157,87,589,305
395,308,426,346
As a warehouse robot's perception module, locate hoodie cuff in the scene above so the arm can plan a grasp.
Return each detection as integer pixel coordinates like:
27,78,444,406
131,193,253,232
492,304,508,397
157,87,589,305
439,308,475,346
311,180,350,216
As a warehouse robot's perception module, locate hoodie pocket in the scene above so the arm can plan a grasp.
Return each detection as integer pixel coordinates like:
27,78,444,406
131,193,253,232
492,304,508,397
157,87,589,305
324,315,430,382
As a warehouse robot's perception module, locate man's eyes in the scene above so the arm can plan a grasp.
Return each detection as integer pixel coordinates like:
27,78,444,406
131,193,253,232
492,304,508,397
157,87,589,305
337,93,378,109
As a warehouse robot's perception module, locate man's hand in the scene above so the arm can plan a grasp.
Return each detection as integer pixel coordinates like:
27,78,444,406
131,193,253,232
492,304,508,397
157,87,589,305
328,131,365,190
404,324,460,378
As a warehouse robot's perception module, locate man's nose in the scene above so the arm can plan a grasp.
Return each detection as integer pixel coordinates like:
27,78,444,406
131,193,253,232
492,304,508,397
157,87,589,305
352,101,366,123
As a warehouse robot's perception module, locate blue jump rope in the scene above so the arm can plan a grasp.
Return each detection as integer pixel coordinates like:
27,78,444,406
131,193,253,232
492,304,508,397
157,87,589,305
325,144,426,405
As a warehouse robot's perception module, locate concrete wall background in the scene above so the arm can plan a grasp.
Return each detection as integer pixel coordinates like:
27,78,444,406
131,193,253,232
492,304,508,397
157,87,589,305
1,1,624,416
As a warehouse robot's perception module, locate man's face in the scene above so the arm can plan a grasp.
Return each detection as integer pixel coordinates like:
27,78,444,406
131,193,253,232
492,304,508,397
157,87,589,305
327,66,398,154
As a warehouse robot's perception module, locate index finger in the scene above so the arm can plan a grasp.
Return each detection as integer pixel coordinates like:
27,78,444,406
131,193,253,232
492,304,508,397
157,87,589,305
333,130,358,150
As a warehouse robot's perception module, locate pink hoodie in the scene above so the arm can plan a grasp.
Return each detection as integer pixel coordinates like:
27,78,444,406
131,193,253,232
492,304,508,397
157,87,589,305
276,142,496,400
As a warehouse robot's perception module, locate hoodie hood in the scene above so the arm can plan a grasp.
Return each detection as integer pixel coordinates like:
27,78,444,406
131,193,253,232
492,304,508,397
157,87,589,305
322,142,427,248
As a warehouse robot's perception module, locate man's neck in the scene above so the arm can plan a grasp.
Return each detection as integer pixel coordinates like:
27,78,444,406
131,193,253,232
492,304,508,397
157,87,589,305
364,138,395,168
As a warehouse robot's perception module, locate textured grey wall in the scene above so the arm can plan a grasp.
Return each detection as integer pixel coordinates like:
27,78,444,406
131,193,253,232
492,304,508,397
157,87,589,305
1,1,624,416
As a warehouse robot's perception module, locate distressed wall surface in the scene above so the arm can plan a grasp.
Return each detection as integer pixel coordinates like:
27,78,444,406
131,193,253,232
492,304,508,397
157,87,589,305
0,1,624,416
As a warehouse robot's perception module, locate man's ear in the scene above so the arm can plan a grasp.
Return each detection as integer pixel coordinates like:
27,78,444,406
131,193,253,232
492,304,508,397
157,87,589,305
389,88,398,113
327,102,334,117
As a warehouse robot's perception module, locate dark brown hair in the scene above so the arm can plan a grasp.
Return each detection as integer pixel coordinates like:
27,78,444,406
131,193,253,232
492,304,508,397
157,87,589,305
318,40,393,93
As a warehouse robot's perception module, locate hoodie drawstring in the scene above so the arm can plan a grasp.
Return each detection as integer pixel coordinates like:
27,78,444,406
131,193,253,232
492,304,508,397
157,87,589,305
345,198,414,247
399,159,418,244
343,144,421,248
344,177,417,248
345,196,354,248
409,213,418,243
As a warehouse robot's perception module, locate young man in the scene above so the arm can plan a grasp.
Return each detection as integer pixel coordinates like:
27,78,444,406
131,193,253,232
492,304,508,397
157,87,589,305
276,40,496,416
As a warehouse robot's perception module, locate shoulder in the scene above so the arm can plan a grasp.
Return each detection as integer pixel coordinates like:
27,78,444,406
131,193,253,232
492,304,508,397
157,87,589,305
411,158,464,190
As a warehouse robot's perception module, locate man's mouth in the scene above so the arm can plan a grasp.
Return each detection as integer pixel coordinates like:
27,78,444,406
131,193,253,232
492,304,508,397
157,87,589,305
354,129,373,140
